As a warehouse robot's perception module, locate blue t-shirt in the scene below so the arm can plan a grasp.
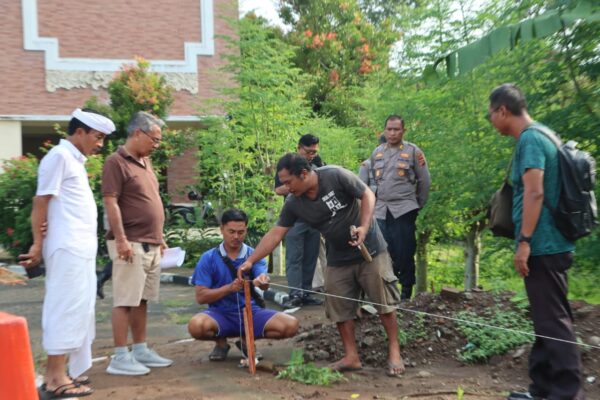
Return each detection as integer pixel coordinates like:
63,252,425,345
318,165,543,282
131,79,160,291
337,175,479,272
191,243,267,312
511,123,575,256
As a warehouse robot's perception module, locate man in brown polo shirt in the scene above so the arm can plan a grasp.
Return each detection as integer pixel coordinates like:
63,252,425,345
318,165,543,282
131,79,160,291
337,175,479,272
102,111,173,376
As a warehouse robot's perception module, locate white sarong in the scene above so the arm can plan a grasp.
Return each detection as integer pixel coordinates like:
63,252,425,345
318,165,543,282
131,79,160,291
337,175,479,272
42,249,96,378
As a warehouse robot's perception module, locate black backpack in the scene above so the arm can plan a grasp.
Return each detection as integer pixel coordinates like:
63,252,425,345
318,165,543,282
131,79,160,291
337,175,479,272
533,126,598,241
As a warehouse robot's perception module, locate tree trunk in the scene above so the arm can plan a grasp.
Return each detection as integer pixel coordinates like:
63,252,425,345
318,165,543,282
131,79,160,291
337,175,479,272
464,221,482,291
416,230,430,294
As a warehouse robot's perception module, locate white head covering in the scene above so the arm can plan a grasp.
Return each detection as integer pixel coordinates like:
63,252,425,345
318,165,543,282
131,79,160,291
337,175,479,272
71,108,116,135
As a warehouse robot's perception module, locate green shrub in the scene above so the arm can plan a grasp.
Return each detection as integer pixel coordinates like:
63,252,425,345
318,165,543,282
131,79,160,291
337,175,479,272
277,349,346,386
397,312,427,346
0,156,39,257
164,225,222,269
455,308,533,363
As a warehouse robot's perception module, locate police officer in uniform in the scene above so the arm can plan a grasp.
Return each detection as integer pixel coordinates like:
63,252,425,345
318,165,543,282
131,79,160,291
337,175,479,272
369,115,431,299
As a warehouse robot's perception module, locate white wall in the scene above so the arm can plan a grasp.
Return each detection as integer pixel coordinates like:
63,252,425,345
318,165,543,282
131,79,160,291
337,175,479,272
0,121,23,171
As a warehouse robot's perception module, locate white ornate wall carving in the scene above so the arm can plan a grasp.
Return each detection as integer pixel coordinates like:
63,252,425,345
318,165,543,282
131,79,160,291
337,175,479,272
45,71,199,93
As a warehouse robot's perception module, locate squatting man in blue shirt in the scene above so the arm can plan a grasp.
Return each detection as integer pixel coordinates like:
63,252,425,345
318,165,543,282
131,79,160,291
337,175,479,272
187,208,299,361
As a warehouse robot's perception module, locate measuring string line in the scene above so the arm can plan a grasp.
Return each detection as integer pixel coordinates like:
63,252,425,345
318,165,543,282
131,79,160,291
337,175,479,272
263,281,600,351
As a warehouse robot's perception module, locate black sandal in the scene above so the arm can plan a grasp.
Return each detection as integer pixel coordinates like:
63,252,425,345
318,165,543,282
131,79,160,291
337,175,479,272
208,343,230,361
235,339,263,361
69,375,91,385
42,382,93,399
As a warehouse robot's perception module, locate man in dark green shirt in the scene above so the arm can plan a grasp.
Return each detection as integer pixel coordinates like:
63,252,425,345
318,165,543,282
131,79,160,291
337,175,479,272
488,84,583,400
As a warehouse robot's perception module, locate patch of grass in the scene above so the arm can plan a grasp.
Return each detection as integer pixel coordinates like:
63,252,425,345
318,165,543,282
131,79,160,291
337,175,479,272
427,243,465,290
509,290,530,311
168,312,195,325
455,308,533,363
277,349,346,386
569,270,600,304
397,313,427,346
163,298,195,308
32,349,47,372
95,311,110,323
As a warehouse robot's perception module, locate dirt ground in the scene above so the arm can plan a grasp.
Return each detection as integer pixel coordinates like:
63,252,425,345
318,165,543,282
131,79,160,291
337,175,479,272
1,269,599,400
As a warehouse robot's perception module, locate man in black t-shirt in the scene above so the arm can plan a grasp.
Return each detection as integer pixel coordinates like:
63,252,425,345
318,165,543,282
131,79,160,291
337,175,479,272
239,153,404,377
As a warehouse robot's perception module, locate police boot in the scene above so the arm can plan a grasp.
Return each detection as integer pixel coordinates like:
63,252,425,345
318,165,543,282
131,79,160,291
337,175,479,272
401,285,413,300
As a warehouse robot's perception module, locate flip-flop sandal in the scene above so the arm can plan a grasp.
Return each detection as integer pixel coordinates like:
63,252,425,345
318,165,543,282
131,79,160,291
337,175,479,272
328,361,363,372
42,382,93,399
208,343,230,361
234,339,263,361
69,375,91,385
385,361,405,377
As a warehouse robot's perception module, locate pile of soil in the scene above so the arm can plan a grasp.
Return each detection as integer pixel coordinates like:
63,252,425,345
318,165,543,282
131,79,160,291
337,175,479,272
297,290,600,379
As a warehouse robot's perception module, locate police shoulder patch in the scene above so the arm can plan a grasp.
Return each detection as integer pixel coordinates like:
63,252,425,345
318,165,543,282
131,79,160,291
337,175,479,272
417,152,426,167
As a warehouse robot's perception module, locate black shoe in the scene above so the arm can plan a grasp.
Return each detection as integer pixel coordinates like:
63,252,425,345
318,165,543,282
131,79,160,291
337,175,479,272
507,392,543,400
96,265,112,300
234,339,263,360
400,285,413,300
281,295,302,309
97,284,105,300
302,295,323,306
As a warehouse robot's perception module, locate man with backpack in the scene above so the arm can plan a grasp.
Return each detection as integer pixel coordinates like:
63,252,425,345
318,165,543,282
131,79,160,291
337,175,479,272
187,208,299,361
488,84,585,400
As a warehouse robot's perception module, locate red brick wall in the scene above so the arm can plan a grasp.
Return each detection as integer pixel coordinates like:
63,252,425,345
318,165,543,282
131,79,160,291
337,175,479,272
167,148,198,203
38,0,200,60
0,0,237,116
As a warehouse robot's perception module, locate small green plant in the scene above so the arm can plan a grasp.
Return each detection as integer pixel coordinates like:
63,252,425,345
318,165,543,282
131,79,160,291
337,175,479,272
397,312,427,346
277,349,346,386
457,385,464,400
455,308,533,363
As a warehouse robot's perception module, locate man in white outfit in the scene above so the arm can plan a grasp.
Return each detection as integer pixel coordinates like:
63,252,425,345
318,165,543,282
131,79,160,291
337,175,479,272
19,108,114,398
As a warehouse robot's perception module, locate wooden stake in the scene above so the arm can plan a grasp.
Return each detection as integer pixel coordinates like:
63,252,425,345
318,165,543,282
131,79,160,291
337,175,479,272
243,279,257,375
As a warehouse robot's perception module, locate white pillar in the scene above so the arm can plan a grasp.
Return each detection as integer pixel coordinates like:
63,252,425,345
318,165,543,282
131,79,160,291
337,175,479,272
271,242,284,276
0,121,23,171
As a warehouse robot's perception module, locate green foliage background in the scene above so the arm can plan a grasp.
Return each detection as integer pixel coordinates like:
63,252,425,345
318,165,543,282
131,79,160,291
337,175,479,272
1,0,598,303
195,0,599,301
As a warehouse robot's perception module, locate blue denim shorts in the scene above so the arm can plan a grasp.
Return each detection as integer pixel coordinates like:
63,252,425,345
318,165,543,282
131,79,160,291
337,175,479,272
204,308,278,338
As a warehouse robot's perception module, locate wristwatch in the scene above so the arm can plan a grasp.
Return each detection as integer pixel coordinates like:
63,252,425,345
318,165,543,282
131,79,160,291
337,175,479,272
516,233,532,243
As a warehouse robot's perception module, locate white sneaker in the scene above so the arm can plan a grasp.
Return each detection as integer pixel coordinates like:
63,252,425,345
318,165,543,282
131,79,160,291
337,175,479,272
106,352,150,376
133,347,173,368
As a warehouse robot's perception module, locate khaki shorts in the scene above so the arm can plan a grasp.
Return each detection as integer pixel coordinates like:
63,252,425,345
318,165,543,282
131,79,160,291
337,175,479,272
107,240,161,307
324,252,400,323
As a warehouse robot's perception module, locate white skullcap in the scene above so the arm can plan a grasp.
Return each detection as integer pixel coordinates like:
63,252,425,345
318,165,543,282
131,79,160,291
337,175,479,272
71,108,116,135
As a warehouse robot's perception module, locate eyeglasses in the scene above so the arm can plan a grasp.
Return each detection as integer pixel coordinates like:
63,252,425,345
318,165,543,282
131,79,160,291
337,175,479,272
485,107,500,122
301,146,318,155
141,129,161,145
